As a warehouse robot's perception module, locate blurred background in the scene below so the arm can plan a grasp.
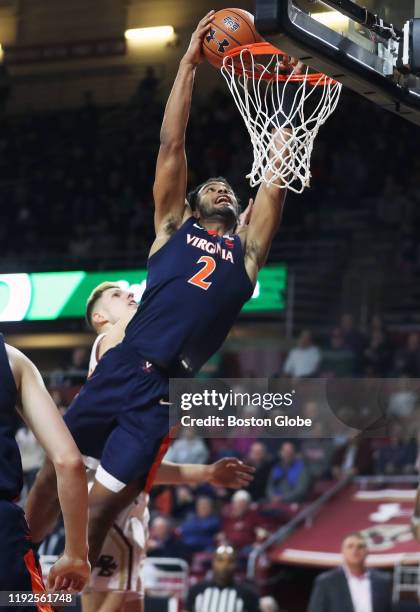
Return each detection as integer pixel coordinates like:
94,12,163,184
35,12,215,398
2,1,420,610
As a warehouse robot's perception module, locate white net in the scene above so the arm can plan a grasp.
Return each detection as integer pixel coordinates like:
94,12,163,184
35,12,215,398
221,44,343,193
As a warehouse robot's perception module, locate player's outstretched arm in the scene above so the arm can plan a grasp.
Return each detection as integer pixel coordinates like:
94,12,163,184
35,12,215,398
154,457,255,489
153,11,214,235
243,130,289,285
9,346,90,591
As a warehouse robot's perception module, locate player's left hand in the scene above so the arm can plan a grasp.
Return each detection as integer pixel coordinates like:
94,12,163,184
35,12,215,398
208,458,255,489
47,553,91,593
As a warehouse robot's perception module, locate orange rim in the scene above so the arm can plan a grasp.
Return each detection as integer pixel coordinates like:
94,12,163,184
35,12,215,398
223,41,338,85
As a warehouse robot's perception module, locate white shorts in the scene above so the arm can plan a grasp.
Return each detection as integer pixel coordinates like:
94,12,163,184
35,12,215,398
85,464,150,597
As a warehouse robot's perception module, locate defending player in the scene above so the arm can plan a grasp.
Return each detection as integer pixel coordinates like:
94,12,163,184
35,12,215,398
0,334,90,605
28,11,287,570
28,285,255,612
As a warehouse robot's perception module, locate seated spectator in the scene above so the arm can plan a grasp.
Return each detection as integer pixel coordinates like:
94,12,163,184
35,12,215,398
332,436,374,478
179,496,221,553
165,429,209,465
393,332,420,377
339,313,367,374
185,545,259,612
171,485,196,520
63,347,89,384
245,442,273,501
266,442,311,503
147,516,188,559
260,596,280,612
283,330,321,378
220,490,260,552
172,483,217,520
363,328,393,376
387,376,418,420
300,422,334,479
339,313,367,354
321,328,355,377
134,66,160,105
302,400,321,423
374,422,417,475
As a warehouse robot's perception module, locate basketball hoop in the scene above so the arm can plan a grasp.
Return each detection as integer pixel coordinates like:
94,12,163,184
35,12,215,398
221,42,342,193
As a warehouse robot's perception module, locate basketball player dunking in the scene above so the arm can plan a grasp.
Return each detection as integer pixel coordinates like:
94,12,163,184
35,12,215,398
29,284,255,612
27,11,288,572
0,334,90,606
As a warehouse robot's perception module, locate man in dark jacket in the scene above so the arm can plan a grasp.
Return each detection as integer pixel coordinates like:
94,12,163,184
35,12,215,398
307,532,393,612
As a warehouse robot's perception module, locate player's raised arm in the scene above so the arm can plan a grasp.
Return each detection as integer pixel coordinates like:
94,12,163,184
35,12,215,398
243,130,289,286
10,346,90,591
153,11,214,235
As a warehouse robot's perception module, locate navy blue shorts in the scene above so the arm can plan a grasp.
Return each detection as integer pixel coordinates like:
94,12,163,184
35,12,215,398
0,500,51,612
64,343,171,491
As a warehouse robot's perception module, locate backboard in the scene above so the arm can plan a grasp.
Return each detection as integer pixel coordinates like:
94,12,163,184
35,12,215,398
255,0,420,125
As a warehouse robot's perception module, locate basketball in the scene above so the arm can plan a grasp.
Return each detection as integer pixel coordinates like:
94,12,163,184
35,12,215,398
202,8,261,69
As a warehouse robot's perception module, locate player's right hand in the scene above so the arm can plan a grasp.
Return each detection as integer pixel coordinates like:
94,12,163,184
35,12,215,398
209,458,255,489
47,553,91,593
182,11,215,67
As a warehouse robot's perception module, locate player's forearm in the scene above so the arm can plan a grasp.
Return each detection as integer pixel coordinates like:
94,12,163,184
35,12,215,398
26,457,61,543
154,461,211,485
55,456,89,558
160,60,195,147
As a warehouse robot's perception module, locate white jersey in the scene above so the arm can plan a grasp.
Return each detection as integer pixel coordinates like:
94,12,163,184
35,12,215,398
85,334,150,596
87,333,106,377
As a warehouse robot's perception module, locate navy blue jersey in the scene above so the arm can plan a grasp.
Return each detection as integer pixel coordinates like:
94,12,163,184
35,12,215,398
0,335,22,500
124,217,254,374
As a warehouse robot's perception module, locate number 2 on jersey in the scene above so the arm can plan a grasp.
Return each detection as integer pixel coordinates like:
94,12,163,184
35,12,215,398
188,256,216,290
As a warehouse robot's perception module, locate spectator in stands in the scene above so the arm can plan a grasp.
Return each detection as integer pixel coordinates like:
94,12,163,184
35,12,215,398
283,330,321,378
307,532,392,612
260,596,280,612
321,327,355,377
147,515,188,559
393,332,420,377
387,376,418,419
363,328,393,376
245,442,273,501
185,545,259,612
172,485,197,520
63,347,89,384
179,496,221,554
339,314,366,355
300,422,334,479
219,490,259,553
336,314,366,374
266,442,311,503
374,421,417,475
165,429,209,465
134,66,160,105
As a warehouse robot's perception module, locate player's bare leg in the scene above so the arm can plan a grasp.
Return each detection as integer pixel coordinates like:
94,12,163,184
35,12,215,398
87,478,143,567
82,591,143,612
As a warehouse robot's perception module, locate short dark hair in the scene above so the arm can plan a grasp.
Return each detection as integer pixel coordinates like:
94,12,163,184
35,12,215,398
187,176,237,211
